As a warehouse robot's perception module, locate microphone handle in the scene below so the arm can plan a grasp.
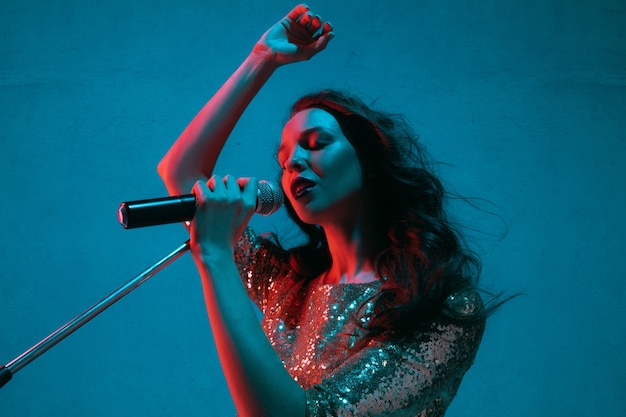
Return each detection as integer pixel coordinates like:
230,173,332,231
118,194,197,229
118,180,282,229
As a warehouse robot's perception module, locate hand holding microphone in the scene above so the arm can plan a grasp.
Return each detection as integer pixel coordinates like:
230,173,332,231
118,178,283,229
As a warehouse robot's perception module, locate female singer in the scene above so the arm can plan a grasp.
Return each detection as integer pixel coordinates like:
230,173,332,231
159,5,488,416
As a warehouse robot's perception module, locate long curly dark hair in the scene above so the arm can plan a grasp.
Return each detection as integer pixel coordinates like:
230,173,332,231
276,89,485,333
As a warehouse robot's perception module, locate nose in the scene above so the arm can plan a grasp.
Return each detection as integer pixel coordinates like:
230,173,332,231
285,147,309,173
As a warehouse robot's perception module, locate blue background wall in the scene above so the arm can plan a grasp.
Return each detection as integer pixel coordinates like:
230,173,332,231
1,1,625,416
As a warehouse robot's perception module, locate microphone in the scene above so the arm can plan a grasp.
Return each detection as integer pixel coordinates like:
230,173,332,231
118,180,283,229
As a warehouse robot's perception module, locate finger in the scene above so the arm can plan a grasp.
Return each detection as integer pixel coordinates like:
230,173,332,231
307,32,334,56
207,174,227,196
192,180,210,204
307,15,323,36
206,175,216,191
321,21,333,36
224,176,256,211
222,174,239,192
297,12,312,27
287,4,309,21
238,177,258,206
236,176,251,189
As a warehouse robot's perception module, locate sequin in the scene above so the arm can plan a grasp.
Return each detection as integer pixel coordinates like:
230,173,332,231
234,228,485,416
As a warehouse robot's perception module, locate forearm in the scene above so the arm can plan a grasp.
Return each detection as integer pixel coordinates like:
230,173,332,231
158,49,278,195
194,249,305,417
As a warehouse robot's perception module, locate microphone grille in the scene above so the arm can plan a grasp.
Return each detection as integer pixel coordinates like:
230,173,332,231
256,180,284,216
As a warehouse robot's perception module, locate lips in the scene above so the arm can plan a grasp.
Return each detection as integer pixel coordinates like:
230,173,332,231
290,177,316,199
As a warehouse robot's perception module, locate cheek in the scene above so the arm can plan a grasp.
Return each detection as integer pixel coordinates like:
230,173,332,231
280,175,295,203
321,155,363,198
343,153,364,190
309,154,324,175
328,148,362,180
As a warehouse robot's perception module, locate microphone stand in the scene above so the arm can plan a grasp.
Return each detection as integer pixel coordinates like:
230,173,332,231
0,240,190,389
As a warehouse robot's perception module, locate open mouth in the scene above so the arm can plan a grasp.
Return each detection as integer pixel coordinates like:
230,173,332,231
290,177,316,199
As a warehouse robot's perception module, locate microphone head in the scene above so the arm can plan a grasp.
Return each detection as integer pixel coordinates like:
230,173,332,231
256,180,284,216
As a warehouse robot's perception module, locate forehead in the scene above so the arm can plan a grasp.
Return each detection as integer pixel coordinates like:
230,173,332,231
281,108,341,142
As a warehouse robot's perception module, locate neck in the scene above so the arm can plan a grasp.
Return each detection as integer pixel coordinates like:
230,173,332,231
321,212,381,285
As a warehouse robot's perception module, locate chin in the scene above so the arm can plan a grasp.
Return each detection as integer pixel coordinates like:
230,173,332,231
293,207,322,225
292,201,328,225
292,192,361,225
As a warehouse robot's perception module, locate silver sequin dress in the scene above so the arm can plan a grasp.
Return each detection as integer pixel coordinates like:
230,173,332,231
235,228,485,417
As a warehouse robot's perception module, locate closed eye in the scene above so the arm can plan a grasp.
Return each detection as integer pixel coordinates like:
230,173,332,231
305,132,331,150
306,141,326,151
277,128,332,169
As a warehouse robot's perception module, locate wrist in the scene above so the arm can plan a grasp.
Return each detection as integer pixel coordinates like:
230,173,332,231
249,43,282,70
191,240,233,265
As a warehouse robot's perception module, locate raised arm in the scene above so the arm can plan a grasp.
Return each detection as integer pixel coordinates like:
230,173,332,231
157,4,334,196
165,5,334,417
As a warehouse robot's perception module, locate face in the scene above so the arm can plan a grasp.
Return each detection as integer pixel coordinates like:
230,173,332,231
278,108,363,225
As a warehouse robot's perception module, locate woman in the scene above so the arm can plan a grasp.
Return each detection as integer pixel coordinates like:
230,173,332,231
159,5,487,416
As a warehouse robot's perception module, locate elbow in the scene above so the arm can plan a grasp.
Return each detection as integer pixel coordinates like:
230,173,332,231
157,155,204,196
157,158,174,187
157,157,186,195
156,157,170,182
